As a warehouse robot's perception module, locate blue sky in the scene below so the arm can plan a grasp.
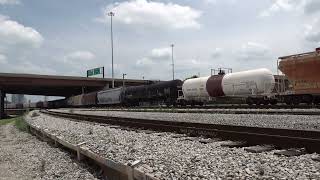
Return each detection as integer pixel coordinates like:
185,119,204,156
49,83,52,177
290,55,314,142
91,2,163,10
1,0,320,101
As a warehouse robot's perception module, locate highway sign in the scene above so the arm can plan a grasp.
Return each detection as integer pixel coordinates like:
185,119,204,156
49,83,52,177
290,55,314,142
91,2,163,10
87,67,104,78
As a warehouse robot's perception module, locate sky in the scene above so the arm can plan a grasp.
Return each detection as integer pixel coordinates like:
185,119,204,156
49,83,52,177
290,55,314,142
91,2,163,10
1,0,320,101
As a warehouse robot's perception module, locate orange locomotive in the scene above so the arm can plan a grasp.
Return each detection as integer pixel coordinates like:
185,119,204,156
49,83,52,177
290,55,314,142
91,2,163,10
279,48,320,105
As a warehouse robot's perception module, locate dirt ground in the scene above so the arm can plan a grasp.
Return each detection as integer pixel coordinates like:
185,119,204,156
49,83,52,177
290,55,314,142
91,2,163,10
0,124,98,180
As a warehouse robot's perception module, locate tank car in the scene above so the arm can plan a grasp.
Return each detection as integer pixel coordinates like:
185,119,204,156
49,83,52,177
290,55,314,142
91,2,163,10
181,68,276,105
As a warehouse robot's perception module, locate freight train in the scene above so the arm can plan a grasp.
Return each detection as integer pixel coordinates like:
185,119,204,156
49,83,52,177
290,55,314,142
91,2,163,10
6,48,320,109
59,48,320,107
58,68,277,108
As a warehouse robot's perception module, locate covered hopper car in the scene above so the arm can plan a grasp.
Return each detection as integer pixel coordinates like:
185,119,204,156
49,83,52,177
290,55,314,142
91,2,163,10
278,48,320,105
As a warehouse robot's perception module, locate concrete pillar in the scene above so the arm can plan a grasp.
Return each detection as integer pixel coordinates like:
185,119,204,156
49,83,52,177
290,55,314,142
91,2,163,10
0,90,5,119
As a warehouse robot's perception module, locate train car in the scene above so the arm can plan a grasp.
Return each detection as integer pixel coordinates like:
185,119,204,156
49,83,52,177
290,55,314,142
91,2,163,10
48,98,67,109
279,48,320,104
122,85,146,106
146,80,183,105
123,80,183,106
82,92,97,106
35,101,44,108
97,87,123,105
181,68,276,105
6,103,17,109
66,94,83,107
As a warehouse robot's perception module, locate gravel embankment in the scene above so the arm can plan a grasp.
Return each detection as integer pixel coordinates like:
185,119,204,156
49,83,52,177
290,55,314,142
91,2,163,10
26,111,320,179
0,123,97,180
53,109,320,131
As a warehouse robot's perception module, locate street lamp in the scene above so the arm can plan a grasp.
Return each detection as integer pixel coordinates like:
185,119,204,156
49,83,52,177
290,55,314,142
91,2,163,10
108,11,115,88
122,73,127,87
171,44,175,80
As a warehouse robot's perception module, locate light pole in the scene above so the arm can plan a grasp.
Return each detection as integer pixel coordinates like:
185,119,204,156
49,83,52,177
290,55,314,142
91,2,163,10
171,44,175,80
122,73,127,87
108,11,115,88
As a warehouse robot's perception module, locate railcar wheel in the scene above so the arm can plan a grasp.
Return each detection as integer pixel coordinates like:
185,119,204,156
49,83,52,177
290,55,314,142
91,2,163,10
292,96,301,105
262,100,270,105
254,99,262,106
284,97,292,105
246,98,253,105
270,99,278,105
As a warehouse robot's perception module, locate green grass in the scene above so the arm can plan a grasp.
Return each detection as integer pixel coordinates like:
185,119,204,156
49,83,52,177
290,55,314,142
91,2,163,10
0,117,16,126
14,116,28,132
0,116,28,132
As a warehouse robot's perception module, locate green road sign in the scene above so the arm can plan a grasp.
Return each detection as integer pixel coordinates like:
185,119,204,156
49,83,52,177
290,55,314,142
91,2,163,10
87,67,104,77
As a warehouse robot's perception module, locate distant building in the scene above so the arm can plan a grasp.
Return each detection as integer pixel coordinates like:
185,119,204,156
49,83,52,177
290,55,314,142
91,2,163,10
11,94,26,104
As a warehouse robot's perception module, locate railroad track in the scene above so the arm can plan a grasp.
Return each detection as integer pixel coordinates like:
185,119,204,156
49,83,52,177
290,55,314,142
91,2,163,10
135,104,320,109
78,108,320,116
41,110,320,153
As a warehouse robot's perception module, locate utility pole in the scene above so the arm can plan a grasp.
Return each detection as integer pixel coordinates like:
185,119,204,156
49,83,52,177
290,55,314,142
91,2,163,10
108,11,115,88
122,73,127,87
171,44,175,80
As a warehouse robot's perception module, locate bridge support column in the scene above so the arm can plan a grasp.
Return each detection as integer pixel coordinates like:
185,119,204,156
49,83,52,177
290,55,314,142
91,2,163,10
0,90,5,119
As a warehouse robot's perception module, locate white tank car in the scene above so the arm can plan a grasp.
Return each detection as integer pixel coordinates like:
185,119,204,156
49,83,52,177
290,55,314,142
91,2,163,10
182,76,210,101
182,68,275,102
222,68,275,97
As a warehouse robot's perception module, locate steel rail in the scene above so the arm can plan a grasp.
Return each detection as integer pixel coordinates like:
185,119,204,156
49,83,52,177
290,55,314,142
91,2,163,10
135,104,320,110
41,110,320,153
79,108,320,116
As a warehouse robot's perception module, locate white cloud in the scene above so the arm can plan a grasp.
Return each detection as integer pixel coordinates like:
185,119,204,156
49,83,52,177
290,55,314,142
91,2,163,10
0,15,43,48
238,42,271,61
136,47,171,66
136,57,153,66
150,47,171,59
65,51,96,61
304,19,320,43
12,61,57,75
203,0,217,5
304,0,320,14
98,0,202,29
61,51,97,75
259,0,304,17
0,54,7,64
211,48,223,58
0,0,20,5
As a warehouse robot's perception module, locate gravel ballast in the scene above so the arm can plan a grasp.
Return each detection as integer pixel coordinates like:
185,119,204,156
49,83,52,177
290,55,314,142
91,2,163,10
0,123,97,180
26,111,320,179
54,109,320,131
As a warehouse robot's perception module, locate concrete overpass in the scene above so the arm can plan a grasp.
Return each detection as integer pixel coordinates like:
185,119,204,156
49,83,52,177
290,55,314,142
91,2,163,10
0,73,155,118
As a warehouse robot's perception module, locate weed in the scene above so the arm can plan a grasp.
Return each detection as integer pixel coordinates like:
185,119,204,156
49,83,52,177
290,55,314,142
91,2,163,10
0,118,15,126
14,117,28,132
